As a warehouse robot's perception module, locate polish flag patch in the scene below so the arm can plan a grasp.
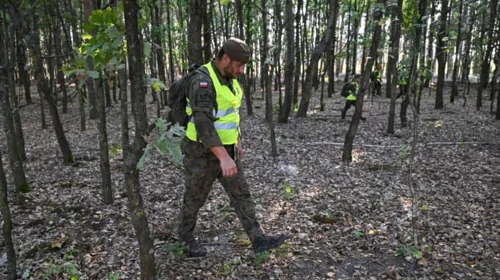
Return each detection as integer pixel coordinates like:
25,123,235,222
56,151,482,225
199,82,208,88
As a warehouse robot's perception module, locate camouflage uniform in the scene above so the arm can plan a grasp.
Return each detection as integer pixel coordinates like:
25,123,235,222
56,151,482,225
178,61,266,248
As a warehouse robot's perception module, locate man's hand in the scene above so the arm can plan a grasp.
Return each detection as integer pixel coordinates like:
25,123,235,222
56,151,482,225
210,146,238,177
219,156,237,177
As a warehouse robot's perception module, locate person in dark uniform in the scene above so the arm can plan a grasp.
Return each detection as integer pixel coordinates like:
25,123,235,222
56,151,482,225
341,74,366,120
178,37,287,257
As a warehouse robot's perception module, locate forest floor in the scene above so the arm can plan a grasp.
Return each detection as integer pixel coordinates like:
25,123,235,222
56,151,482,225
1,83,499,280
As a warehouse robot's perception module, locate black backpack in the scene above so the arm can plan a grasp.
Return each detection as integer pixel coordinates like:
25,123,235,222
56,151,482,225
166,64,205,128
340,82,350,97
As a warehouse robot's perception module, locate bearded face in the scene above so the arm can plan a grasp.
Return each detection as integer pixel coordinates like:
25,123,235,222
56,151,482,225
222,55,245,79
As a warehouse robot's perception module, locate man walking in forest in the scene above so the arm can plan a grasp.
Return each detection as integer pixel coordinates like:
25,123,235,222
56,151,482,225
178,37,287,257
371,64,382,96
341,74,366,120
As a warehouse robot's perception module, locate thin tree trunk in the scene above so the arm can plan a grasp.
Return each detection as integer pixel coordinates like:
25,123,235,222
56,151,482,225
451,0,464,103
96,77,113,204
477,0,497,111
0,150,16,280
84,0,98,119
342,0,384,162
7,25,26,161
0,27,30,193
296,0,338,118
424,1,435,87
461,5,473,84
15,31,32,104
166,0,175,84
387,0,402,135
23,17,74,164
123,0,156,278
293,0,303,107
278,0,295,123
188,0,203,65
243,0,253,116
435,0,448,109
53,7,69,114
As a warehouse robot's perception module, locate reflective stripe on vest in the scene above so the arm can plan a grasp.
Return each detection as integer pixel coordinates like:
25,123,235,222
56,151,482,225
185,62,242,145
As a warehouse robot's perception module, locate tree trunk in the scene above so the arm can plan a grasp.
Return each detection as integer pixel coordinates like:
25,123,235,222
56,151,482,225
477,0,497,111
450,0,464,103
293,0,303,108
19,10,75,164
53,8,69,114
84,0,98,119
188,0,203,65
153,1,167,107
461,5,474,84
296,0,338,118
0,28,30,193
96,77,113,205
123,0,156,278
15,31,32,104
424,1,435,87
278,0,295,123
6,28,27,161
435,0,448,109
387,0,403,135
0,150,17,280
243,0,254,116
342,0,384,162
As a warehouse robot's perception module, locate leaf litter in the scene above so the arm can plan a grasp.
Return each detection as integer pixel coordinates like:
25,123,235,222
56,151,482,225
0,85,499,279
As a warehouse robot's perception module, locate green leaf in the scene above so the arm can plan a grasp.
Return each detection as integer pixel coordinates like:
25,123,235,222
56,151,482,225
154,139,168,155
87,71,100,79
411,248,423,259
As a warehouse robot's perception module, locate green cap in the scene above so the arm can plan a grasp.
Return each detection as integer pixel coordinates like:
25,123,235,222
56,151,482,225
223,37,251,63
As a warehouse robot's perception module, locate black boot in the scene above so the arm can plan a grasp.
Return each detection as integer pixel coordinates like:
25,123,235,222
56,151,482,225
253,234,288,253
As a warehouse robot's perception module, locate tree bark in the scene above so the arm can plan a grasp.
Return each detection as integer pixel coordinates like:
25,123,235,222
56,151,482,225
387,0,403,135
435,0,448,109
450,0,464,103
0,26,30,193
296,0,338,118
123,0,156,278
97,77,113,205
477,0,497,110
278,0,295,123
188,0,203,65
84,0,98,119
293,0,303,108
243,0,254,116
342,0,384,162
0,150,17,280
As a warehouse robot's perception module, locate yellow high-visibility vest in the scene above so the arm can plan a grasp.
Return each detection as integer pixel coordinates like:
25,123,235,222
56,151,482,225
185,62,242,145
346,81,359,101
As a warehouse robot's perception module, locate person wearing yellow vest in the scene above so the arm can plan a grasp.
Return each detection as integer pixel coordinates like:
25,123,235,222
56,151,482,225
370,64,382,96
341,74,367,120
178,38,287,257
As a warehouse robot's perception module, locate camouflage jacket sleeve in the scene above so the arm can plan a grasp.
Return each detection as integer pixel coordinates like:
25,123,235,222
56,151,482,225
186,70,223,149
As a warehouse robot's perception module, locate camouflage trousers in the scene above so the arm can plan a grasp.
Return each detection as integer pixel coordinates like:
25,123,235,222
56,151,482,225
178,138,265,246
